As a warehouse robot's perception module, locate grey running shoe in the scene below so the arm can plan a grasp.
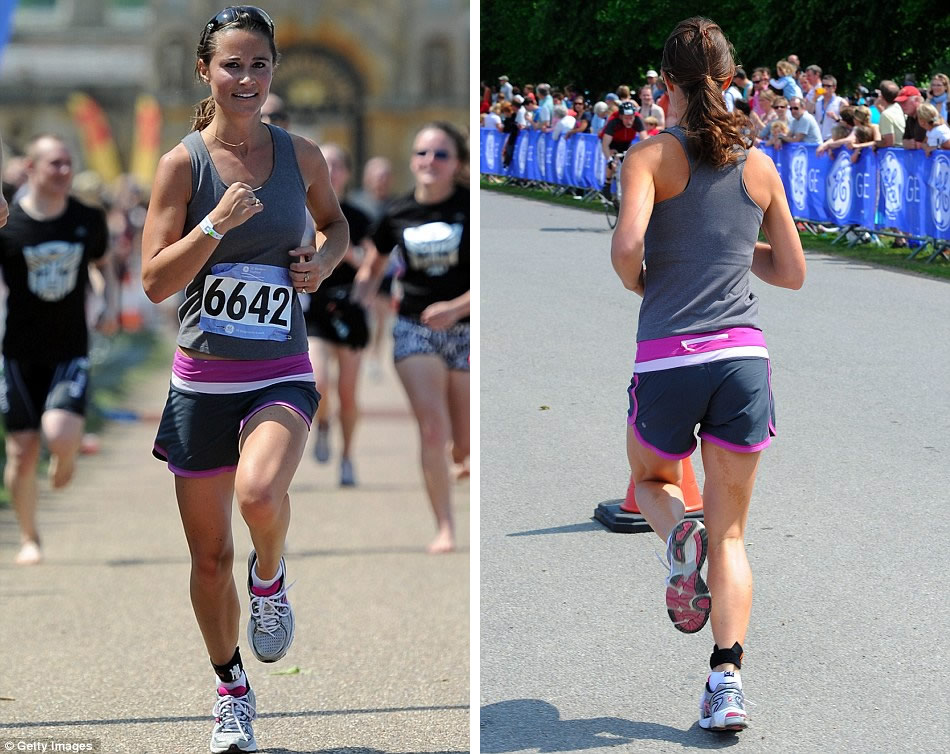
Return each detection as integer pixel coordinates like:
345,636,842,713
210,685,257,753
246,551,295,663
314,423,330,463
698,672,748,731
340,458,356,487
665,519,711,634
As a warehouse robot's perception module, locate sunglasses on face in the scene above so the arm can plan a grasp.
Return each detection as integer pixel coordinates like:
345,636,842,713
202,5,275,42
789,106,801,111
414,149,453,161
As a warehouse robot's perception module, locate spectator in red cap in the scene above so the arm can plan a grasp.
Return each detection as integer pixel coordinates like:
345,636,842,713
896,85,926,148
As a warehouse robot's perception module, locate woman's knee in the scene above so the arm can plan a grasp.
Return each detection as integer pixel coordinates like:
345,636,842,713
190,543,234,584
5,434,41,471
235,481,284,527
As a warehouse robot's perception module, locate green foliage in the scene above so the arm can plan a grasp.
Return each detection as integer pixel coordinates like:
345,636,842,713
481,1,950,98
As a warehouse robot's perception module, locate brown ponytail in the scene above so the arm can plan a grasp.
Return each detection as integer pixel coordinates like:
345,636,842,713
192,96,216,132
660,17,745,168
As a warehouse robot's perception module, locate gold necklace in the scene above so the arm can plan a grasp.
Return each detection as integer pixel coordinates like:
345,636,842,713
212,130,253,148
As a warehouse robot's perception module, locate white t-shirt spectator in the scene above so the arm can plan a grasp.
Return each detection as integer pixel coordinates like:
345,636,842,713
515,106,527,128
815,95,847,140
927,123,950,148
483,111,502,130
552,115,576,141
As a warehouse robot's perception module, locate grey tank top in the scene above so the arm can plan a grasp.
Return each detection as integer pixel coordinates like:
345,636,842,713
177,124,308,359
636,125,764,342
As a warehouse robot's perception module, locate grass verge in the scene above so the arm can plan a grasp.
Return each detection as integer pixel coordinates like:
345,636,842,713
481,178,950,282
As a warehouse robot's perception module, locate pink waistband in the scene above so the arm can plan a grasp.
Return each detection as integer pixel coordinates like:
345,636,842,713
636,327,767,362
173,351,313,383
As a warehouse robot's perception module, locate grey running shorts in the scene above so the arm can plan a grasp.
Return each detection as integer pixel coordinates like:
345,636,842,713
627,357,775,459
152,352,319,477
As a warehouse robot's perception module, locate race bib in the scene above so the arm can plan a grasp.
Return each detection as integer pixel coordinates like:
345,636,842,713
198,263,293,341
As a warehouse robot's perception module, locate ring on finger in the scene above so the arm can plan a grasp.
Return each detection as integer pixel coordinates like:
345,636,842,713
304,273,310,282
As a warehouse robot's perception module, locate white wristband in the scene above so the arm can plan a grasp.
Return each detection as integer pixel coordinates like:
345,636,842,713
199,215,224,240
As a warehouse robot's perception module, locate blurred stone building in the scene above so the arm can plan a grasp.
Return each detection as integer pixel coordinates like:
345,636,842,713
0,0,469,193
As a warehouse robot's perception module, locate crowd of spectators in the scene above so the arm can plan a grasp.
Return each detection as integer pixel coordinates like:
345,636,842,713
480,60,950,166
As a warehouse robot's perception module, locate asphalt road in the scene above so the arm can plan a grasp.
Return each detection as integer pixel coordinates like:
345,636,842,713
0,340,470,754
479,190,950,753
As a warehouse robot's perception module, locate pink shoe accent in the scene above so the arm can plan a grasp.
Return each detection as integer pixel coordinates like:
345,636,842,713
217,684,248,698
250,579,283,597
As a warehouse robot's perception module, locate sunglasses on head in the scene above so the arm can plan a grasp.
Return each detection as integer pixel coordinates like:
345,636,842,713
202,5,275,42
414,149,452,161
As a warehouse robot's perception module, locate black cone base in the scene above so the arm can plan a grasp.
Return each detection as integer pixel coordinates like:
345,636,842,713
593,502,704,534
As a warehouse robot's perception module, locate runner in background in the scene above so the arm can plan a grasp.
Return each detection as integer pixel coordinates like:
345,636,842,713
0,134,118,566
356,122,469,553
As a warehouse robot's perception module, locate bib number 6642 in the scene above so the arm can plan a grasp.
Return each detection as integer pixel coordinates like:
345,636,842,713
203,277,290,327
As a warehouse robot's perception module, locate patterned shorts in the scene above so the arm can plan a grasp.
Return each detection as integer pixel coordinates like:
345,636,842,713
392,316,470,371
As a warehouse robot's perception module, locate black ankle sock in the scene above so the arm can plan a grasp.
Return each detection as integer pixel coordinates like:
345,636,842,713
709,642,743,670
212,647,244,684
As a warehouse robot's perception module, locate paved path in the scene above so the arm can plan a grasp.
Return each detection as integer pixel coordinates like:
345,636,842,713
0,339,469,754
479,190,950,753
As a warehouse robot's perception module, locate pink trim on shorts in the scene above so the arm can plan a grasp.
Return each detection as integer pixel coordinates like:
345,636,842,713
636,327,767,362
239,401,312,434
627,376,696,460
699,431,773,454
153,443,237,478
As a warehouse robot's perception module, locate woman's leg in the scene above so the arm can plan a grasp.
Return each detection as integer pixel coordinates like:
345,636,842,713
41,408,84,489
235,406,310,580
394,354,454,553
335,345,363,463
175,472,240,665
447,369,470,479
699,441,761,667
309,337,332,462
6,430,42,562
626,424,686,543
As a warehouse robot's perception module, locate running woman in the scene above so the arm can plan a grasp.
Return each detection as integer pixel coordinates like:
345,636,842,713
356,122,470,554
307,144,376,486
141,7,347,752
0,134,118,566
612,17,805,731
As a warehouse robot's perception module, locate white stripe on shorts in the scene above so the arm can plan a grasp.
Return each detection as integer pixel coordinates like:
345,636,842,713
634,345,770,373
171,371,315,395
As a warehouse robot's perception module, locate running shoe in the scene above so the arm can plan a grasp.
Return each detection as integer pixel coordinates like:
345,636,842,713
210,684,257,753
340,457,356,487
246,551,295,663
665,519,711,634
698,672,748,731
314,423,330,463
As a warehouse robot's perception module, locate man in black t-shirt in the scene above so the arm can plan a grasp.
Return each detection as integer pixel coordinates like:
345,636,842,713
601,101,646,199
0,134,117,565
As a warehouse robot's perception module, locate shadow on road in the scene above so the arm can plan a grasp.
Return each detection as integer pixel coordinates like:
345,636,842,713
506,521,603,537
267,749,466,754
0,703,469,731
539,227,611,234
480,699,740,751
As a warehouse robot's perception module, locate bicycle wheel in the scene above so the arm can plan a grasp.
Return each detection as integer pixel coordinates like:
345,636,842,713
604,197,618,228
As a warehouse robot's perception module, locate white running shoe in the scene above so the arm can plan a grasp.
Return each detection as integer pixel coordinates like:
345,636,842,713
210,685,257,753
246,551,295,663
698,672,748,731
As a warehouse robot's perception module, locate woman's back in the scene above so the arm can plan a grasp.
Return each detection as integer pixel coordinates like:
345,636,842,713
637,126,763,341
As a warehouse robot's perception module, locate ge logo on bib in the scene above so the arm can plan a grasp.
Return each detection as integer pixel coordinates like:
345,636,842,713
790,148,808,211
826,151,852,221
930,153,950,232
880,151,904,219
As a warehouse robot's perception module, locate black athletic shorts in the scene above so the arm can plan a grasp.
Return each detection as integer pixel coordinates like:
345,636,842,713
304,286,370,349
0,356,89,431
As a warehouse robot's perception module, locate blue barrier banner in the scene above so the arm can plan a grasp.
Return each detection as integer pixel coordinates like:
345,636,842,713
482,128,949,241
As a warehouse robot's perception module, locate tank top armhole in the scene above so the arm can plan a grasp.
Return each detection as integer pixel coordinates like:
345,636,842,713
651,126,692,206
737,151,766,218
270,124,309,199
182,130,202,205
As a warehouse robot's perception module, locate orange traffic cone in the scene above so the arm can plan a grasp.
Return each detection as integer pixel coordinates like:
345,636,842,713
593,456,704,533
619,455,704,514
